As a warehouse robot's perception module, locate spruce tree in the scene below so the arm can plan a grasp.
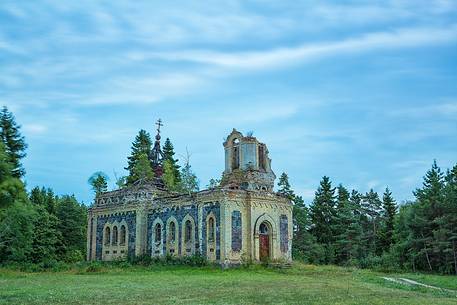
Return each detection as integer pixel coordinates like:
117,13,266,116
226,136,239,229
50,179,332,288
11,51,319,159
430,164,457,274
409,161,445,272
292,195,324,264
162,138,181,183
278,172,294,199
163,159,177,191
0,142,13,181
0,106,27,178
361,189,383,256
334,185,359,264
131,154,155,182
391,202,415,270
380,187,397,252
29,186,57,215
126,130,152,184
0,143,27,209
309,176,336,263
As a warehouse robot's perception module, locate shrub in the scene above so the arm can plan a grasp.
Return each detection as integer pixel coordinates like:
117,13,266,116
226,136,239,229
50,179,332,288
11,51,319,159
85,261,103,273
128,253,207,267
63,249,84,263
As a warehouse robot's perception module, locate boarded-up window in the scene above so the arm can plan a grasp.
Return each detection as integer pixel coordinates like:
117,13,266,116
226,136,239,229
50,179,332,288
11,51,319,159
231,211,242,251
280,215,288,253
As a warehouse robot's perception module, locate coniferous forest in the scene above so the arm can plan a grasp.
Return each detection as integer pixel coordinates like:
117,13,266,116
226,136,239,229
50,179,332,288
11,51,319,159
0,106,456,275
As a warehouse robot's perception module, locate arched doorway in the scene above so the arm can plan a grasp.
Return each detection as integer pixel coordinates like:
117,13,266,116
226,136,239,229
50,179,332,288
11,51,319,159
259,222,271,261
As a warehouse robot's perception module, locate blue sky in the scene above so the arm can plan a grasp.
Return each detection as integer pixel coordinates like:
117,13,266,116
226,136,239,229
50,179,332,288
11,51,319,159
1,0,456,205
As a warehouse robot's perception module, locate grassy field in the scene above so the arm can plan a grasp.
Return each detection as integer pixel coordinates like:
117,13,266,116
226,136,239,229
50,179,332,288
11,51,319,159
0,263,456,305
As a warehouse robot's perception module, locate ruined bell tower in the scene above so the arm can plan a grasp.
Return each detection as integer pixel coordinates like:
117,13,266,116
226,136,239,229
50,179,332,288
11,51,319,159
220,129,276,191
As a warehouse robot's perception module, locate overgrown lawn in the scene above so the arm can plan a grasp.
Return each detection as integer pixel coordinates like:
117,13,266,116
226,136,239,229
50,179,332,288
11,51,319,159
0,263,456,305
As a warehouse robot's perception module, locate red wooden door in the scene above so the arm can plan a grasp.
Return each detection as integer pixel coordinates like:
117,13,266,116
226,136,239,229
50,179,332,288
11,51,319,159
259,234,270,261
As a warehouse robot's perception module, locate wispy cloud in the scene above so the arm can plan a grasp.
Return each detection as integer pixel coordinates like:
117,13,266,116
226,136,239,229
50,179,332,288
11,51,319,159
148,25,457,70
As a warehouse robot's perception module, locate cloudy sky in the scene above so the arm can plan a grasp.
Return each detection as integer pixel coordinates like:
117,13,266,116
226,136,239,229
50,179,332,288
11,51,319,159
1,0,456,204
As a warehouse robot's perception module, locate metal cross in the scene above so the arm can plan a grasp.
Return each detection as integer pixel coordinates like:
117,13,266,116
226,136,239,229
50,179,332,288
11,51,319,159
156,119,163,133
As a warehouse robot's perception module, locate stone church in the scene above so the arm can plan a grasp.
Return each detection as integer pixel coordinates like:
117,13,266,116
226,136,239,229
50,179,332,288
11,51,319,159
86,124,292,265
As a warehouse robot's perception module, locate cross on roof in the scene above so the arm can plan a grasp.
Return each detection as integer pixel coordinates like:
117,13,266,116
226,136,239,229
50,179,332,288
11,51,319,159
156,119,163,133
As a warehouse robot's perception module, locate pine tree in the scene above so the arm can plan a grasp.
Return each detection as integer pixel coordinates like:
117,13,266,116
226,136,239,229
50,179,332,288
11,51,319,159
380,187,397,252
29,186,57,214
131,154,155,182
87,172,109,195
126,130,152,184
278,172,294,199
0,106,27,178
162,138,181,183
309,176,336,263
361,189,383,256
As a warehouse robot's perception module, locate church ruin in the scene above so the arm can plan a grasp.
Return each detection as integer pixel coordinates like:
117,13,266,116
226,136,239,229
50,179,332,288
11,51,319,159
86,123,292,265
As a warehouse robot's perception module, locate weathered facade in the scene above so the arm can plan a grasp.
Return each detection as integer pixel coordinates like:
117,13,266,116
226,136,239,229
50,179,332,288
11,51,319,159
86,128,292,265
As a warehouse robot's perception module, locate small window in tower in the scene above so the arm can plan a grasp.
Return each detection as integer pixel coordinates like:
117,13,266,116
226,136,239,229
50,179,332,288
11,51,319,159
259,145,265,170
208,217,215,242
233,146,239,169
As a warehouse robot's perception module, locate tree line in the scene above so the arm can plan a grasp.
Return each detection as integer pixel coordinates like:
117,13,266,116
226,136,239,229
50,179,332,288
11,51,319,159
1,105,455,274
280,160,457,274
0,107,87,267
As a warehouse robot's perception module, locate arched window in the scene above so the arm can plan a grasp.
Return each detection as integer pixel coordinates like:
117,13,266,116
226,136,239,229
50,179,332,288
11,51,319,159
260,222,269,234
120,225,126,246
169,221,176,241
155,223,162,243
104,227,111,246
185,220,192,242
112,226,118,245
208,217,215,242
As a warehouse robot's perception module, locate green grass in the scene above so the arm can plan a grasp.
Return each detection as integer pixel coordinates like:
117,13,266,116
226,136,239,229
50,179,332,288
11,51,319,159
0,263,456,305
